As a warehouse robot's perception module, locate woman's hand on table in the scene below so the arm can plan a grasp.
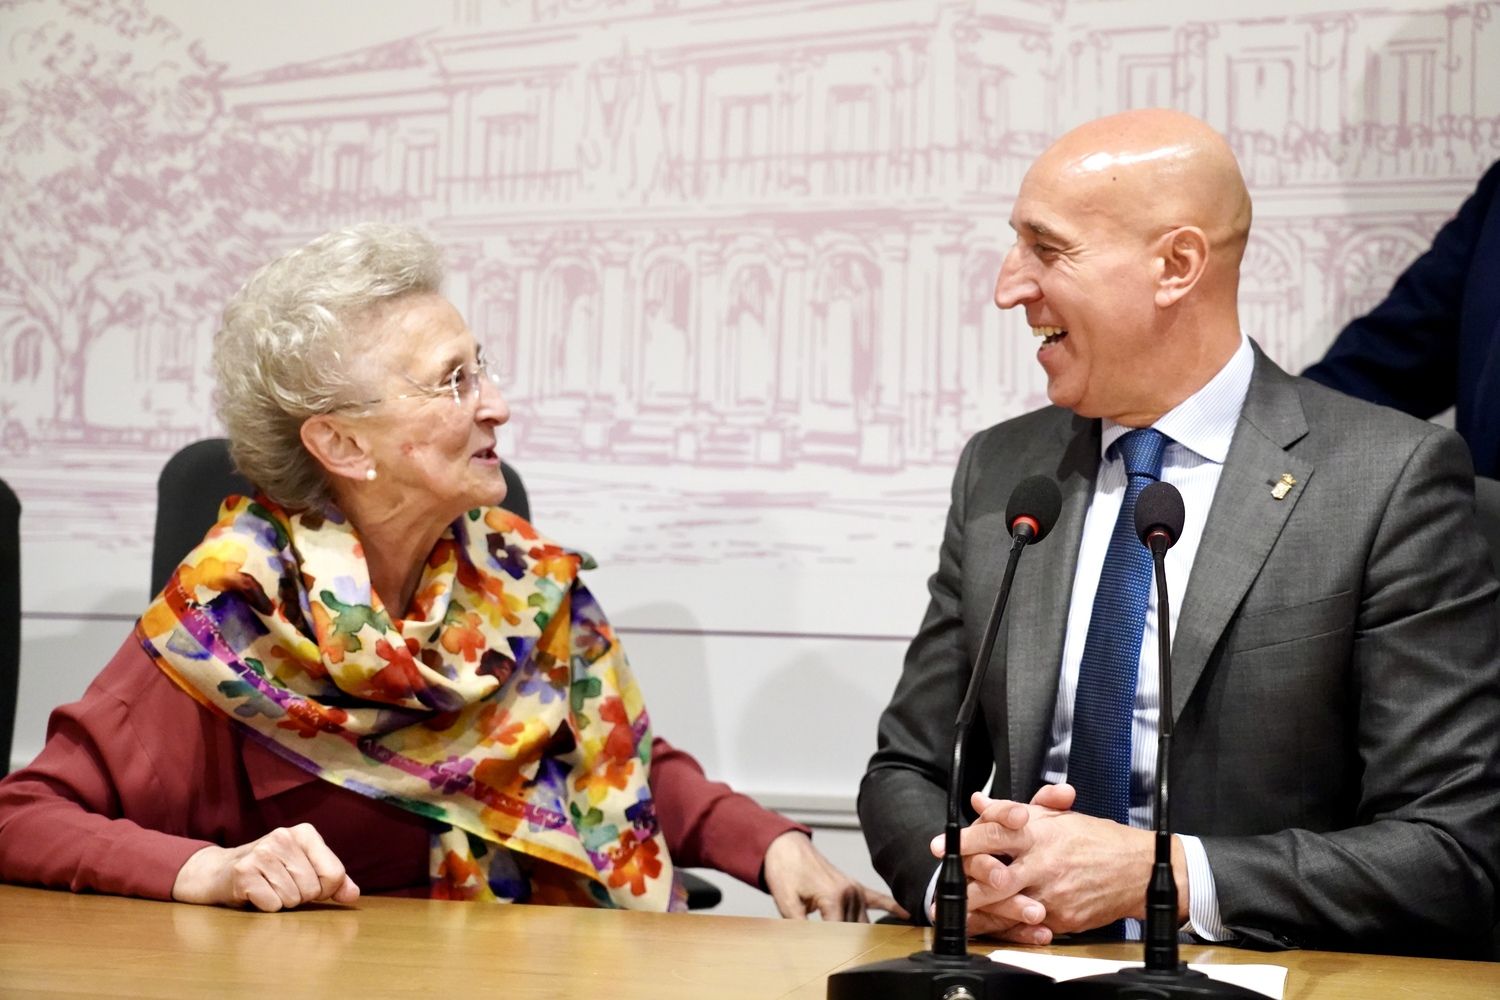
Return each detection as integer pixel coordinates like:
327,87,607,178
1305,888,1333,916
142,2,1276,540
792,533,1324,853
762,830,907,923
172,823,360,911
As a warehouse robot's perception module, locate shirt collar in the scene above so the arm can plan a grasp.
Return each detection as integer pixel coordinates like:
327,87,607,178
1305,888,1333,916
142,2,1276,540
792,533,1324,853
1099,334,1253,465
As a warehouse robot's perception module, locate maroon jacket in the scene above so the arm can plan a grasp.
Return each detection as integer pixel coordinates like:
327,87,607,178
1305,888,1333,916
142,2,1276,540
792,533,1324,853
0,635,801,901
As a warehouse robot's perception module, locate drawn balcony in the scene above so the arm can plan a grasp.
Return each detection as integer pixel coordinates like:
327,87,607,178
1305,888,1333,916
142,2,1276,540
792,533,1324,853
1228,117,1500,189
438,144,1042,212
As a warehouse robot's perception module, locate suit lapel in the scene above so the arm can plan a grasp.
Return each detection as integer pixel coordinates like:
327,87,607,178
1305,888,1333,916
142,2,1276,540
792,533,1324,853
1169,349,1313,721
1006,413,1099,795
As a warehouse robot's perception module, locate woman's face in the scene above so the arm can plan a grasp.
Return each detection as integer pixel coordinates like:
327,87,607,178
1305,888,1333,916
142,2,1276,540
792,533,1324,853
351,293,511,524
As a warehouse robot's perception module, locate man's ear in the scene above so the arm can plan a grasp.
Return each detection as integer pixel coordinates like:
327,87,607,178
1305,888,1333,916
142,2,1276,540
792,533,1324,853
1153,226,1209,308
300,414,371,484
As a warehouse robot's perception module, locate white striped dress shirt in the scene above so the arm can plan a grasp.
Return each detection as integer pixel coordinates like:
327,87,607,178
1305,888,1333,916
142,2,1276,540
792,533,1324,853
1041,333,1254,941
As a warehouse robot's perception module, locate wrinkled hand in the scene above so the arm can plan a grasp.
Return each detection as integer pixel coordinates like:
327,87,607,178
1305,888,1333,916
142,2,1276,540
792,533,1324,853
927,783,1070,943
929,783,1159,944
172,823,360,912
763,830,908,922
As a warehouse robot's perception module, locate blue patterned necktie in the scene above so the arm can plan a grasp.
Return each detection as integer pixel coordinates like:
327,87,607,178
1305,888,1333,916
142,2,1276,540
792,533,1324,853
1068,427,1169,825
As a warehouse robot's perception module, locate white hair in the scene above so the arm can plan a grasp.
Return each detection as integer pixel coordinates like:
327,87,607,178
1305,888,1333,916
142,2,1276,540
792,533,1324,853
213,222,444,509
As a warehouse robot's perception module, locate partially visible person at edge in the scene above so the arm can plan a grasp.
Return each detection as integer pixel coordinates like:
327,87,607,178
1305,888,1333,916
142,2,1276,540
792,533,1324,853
1304,160,1500,476
0,223,902,921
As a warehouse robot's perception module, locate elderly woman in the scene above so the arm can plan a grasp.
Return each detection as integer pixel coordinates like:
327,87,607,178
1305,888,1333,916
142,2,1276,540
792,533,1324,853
0,223,897,920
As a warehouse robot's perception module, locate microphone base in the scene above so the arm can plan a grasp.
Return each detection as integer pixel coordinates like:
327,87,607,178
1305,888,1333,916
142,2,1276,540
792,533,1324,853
826,950,1053,999
1051,965,1272,998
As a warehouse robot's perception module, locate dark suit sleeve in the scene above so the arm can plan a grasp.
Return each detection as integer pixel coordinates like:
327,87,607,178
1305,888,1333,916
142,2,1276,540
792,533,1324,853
858,434,995,920
1302,161,1500,419
1202,427,1500,957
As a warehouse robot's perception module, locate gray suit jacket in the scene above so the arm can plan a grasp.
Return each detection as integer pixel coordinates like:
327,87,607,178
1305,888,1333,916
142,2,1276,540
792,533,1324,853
860,348,1500,958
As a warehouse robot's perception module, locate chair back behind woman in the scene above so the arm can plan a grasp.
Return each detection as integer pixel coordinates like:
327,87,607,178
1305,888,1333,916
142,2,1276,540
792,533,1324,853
0,476,19,776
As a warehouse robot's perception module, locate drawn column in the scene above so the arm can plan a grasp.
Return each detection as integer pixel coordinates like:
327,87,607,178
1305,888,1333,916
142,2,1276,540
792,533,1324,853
444,239,479,321
507,234,546,454
930,4,961,191
777,239,809,464
931,221,967,461
591,232,635,453
857,231,908,470
680,242,725,462
898,225,936,464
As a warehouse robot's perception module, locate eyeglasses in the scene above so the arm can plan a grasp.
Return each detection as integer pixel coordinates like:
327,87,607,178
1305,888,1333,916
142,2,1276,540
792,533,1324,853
339,352,500,411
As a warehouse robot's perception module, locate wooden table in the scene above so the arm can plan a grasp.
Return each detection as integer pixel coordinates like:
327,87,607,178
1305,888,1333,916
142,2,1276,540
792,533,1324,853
1,885,1495,998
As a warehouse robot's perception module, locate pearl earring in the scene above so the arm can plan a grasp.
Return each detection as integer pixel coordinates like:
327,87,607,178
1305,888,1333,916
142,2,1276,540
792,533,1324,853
365,467,377,482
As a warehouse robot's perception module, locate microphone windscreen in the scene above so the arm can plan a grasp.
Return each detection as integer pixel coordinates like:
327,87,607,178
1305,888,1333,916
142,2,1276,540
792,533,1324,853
1135,480,1186,547
1006,475,1063,542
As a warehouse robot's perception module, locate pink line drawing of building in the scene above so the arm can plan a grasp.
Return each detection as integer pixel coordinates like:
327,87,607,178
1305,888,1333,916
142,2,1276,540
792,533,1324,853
0,0,1492,565
219,0,1500,473
207,1,1050,475
4,1,1496,485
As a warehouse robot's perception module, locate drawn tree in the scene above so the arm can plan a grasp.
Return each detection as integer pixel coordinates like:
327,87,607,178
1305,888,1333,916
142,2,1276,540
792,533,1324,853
0,0,314,428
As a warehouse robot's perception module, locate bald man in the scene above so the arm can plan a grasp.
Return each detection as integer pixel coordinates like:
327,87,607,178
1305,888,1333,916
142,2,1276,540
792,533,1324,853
860,109,1500,958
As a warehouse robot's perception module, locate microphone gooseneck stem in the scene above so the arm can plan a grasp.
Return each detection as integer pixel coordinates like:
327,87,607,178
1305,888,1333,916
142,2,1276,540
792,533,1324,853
933,527,1031,958
1145,536,1179,973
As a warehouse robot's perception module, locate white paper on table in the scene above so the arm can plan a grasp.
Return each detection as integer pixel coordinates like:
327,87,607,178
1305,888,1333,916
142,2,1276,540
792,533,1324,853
986,949,1288,998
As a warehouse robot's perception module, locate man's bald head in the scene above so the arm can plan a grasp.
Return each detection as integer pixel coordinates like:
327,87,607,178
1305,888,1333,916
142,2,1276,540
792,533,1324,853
995,109,1253,425
1032,108,1252,268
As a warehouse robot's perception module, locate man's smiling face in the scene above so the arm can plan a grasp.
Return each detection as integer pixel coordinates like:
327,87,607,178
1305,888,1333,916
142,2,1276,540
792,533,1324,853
992,150,1168,426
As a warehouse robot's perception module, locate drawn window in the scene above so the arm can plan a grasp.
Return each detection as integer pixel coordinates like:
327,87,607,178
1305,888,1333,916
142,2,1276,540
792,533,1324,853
333,146,366,195
827,86,875,151
726,265,774,407
641,259,693,402
976,70,1010,148
1364,44,1437,129
12,328,41,382
1389,47,1436,129
477,269,518,386
484,115,536,179
811,255,877,412
158,326,194,382
541,264,598,397
403,139,438,198
1227,56,1294,131
721,97,771,161
1121,57,1174,110
716,95,771,198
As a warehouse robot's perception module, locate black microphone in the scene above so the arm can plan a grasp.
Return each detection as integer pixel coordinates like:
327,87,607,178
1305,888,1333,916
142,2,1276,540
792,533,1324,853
1054,481,1267,999
1007,474,1063,545
1135,479,1185,559
828,476,1063,1000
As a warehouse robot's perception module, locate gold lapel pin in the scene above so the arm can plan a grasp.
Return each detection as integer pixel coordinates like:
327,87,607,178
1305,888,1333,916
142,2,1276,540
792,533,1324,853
1271,473,1296,500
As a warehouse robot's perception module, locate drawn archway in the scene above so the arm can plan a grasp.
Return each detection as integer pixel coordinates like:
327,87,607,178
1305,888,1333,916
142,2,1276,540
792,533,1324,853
808,252,879,432
538,260,600,398
1336,229,1427,322
640,257,693,406
724,262,776,409
472,264,519,391
1238,235,1301,366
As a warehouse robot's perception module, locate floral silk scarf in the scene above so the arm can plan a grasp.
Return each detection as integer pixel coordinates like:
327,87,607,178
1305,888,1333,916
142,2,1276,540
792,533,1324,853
138,495,683,911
